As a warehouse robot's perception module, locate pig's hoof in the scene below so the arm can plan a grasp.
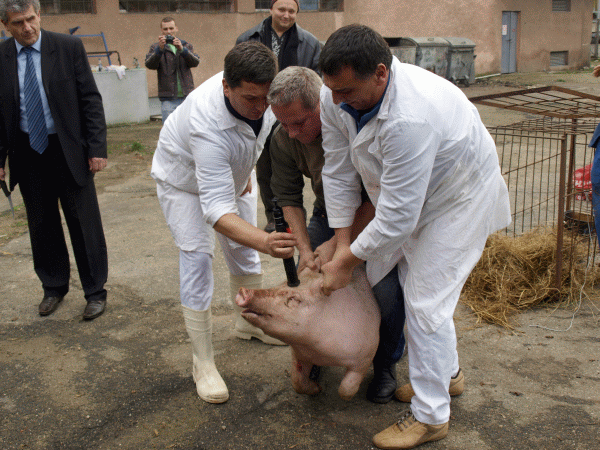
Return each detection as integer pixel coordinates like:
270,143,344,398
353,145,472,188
293,381,321,396
338,384,360,401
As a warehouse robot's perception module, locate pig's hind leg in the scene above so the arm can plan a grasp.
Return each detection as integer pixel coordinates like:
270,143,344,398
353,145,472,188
290,350,321,396
338,369,365,400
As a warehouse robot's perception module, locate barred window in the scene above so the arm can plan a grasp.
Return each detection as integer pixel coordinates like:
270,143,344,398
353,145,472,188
550,51,568,66
120,0,235,13
552,0,570,11
255,0,342,11
40,0,93,14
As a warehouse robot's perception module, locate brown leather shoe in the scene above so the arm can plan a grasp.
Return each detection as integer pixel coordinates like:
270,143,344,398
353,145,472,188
395,368,464,403
373,411,448,449
39,295,64,316
83,299,106,320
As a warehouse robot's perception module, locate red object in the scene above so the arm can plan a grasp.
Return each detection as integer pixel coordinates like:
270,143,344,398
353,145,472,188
573,164,593,201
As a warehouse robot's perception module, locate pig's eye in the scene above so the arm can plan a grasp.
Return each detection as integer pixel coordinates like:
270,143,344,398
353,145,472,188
285,296,301,307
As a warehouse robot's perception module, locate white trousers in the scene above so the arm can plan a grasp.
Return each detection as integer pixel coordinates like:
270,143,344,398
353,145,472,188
397,172,502,424
157,178,261,311
406,310,459,425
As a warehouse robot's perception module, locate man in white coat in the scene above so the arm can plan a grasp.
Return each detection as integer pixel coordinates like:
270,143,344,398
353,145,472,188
151,41,297,405
318,25,511,449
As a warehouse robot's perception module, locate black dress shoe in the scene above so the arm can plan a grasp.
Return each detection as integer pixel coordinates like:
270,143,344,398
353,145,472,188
366,362,397,404
83,299,106,320
39,295,64,316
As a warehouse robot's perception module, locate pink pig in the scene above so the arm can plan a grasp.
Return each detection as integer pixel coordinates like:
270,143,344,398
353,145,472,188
234,265,380,400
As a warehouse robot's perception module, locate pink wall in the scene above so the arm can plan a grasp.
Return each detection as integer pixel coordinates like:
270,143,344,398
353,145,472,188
31,0,593,97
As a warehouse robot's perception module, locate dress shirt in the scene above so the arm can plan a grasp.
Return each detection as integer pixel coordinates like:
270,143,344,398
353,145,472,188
16,31,56,135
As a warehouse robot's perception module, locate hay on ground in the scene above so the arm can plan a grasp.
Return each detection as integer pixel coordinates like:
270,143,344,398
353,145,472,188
461,227,600,329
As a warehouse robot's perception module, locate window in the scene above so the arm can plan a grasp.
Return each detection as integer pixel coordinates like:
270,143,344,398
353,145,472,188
40,0,93,14
255,0,342,11
552,0,570,11
550,51,568,66
120,0,235,13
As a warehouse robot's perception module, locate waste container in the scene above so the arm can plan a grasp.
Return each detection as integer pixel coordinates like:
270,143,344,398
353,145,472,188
444,37,476,86
397,37,449,77
93,69,150,125
384,37,416,65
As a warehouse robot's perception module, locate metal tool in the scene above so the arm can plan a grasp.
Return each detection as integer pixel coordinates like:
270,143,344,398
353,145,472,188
0,179,14,218
272,198,300,287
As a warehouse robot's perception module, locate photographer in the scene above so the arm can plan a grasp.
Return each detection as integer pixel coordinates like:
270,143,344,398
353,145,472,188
145,17,200,122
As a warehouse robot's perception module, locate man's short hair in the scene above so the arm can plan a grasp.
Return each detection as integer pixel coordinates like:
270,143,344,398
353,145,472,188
0,0,39,23
267,66,322,111
319,24,393,79
161,16,175,24
224,42,278,89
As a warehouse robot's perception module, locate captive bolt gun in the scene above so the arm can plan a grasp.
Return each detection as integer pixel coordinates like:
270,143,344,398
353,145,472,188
272,198,300,287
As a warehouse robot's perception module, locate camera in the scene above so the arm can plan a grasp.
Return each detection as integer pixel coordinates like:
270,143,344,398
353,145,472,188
165,35,174,45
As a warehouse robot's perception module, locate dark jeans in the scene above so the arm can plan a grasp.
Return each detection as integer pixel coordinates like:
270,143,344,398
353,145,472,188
592,147,600,238
371,264,406,367
307,206,335,251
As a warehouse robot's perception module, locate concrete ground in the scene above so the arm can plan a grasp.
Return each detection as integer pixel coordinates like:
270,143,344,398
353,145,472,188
1,70,599,450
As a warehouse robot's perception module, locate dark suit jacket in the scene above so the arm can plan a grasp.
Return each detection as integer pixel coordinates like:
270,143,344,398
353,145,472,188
0,30,107,191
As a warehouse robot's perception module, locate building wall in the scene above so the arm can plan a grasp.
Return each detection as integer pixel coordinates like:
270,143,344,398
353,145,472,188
32,0,593,97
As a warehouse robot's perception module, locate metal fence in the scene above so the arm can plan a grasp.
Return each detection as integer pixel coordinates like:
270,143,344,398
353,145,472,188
470,87,600,289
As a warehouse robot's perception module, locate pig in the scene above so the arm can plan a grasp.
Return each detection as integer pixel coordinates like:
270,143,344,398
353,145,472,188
234,265,380,400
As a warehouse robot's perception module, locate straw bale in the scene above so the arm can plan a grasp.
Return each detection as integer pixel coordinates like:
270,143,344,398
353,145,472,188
461,227,600,329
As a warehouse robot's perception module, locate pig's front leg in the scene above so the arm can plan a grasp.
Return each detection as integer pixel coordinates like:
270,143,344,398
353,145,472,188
290,349,321,396
338,369,365,400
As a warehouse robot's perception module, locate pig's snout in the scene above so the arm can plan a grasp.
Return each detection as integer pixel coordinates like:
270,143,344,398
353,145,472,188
235,287,253,308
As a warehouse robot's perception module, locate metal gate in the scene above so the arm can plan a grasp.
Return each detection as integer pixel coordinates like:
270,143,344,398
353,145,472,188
470,86,600,288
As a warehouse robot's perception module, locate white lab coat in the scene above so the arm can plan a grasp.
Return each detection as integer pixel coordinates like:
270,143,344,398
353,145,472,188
151,72,276,253
321,57,511,335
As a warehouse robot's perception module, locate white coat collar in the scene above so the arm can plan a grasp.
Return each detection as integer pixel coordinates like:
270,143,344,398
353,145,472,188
334,56,401,145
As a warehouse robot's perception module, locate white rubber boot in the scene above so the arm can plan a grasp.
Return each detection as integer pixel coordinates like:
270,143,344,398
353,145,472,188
182,306,229,404
230,272,286,346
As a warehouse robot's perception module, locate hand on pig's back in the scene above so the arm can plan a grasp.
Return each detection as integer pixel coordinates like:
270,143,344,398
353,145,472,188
321,259,353,296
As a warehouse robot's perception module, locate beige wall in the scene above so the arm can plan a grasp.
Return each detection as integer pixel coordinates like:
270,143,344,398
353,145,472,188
32,0,593,97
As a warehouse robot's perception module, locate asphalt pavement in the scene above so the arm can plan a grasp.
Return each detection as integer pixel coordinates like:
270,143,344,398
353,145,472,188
0,72,599,450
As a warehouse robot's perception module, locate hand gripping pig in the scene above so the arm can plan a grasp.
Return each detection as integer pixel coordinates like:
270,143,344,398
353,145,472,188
234,265,380,400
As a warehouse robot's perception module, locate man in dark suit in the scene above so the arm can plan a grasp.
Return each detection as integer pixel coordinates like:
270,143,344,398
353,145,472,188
0,0,109,320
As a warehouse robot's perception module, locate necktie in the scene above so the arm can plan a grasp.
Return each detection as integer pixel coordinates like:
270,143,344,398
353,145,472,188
22,46,48,154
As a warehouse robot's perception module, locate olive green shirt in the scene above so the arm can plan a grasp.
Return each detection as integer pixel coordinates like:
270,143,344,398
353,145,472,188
269,124,326,212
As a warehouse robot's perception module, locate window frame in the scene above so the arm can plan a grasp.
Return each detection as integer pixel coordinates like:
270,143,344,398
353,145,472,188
551,0,571,12
118,0,237,14
255,0,343,12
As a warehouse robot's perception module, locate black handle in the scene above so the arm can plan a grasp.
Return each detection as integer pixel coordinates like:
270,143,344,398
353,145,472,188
272,198,300,287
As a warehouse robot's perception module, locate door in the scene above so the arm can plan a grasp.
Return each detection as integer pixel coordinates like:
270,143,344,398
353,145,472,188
501,11,518,73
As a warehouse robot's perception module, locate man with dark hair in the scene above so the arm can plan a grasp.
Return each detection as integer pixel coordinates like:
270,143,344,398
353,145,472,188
267,65,406,404
236,0,321,233
151,41,297,405
0,0,109,320
318,24,511,449
145,16,200,122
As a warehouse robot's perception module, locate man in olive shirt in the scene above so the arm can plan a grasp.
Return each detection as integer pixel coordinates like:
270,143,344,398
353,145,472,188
268,73,331,271
267,67,406,404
